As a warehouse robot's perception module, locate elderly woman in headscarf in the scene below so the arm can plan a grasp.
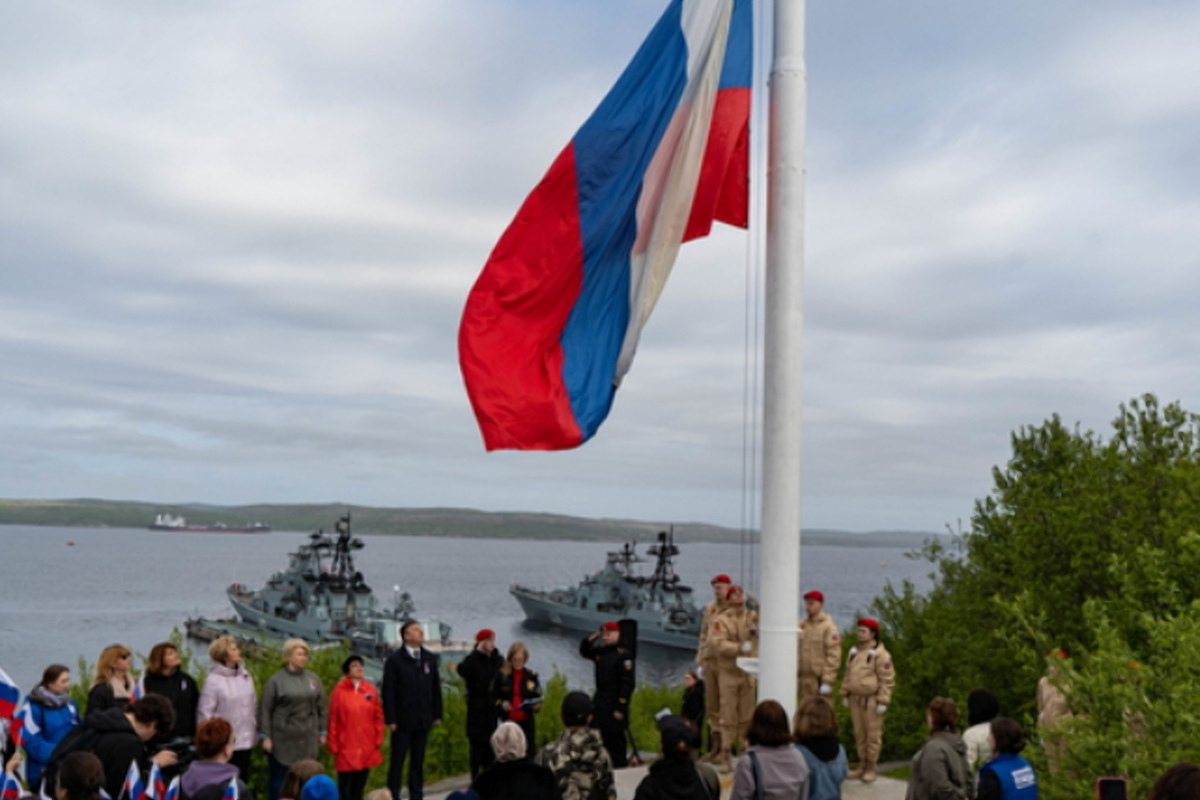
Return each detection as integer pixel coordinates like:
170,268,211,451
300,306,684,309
470,722,560,800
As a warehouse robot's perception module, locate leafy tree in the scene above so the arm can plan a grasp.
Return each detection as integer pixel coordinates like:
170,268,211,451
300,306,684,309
869,395,1200,798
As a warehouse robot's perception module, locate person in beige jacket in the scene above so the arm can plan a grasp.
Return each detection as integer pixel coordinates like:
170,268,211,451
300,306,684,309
695,573,730,762
797,590,841,701
840,618,894,783
710,585,757,773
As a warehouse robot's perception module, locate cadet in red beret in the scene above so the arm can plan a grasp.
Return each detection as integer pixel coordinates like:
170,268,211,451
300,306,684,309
798,589,840,702
697,573,733,762
457,628,502,777
840,618,894,783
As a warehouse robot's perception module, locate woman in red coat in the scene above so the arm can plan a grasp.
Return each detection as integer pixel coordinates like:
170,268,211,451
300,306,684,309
327,655,384,800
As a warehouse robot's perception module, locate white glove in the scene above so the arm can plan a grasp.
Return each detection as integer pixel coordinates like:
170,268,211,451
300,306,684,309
841,697,849,708
818,684,832,696
740,641,752,653
876,704,887,715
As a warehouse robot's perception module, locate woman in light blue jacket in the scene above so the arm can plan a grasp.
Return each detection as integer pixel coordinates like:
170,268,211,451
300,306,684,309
21,665,81,791
794,697,848,800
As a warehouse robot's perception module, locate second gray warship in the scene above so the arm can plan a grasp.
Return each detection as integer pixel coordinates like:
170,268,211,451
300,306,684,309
510,529,703,650
187,514,470,672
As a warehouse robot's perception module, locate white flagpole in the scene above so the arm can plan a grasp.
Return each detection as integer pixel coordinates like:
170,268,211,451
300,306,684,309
757,0,805,717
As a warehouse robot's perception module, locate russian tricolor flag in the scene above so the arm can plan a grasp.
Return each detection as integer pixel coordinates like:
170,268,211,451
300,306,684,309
119,761,144,800
0,667,20,721
163,777,180,800
9,699,38,750
146,764,165,800
460,0,752,450
220,780,238,800
2,770,22,800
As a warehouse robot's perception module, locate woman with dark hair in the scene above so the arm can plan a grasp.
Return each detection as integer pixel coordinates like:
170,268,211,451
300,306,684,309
279,760,325,800
730,701,809,800
962,689,999,773
491,642,542,757
20,665,80,791
180,719,252,800
1150,764,1200,800
977,719,1037,800
905,697,973,800
198,637,258,781
327,655,383,800
142,642,201,740
54,752,105,800
793,697,847,800
87,645,135,715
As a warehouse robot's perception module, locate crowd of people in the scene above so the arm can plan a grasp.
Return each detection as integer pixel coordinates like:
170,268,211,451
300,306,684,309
5,591,1200,800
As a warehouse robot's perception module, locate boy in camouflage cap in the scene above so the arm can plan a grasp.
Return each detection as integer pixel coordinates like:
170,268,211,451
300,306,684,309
534,691,616,800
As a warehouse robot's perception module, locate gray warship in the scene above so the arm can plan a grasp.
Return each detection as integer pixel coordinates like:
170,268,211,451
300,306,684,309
510,529,703,651
186,514,470,673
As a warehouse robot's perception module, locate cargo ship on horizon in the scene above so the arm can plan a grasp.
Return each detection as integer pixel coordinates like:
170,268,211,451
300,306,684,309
150,513,270,533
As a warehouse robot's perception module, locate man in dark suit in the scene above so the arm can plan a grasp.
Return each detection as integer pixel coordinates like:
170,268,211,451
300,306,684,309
383,620,443,800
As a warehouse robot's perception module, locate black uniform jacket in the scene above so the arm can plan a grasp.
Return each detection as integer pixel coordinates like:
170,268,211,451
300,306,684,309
579,637,635,732
382,646,444,733
142,670,200,739
457,648,503,740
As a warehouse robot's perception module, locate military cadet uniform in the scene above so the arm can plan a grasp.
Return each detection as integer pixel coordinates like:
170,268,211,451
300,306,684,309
579,633,635,768
534,727,617,800
709,590,756,769
696,576,729,760
797,609,841,700
840,619,894,782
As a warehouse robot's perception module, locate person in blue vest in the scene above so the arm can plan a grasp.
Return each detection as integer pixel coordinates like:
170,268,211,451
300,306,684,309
978,718,1038,800
19,665,81,792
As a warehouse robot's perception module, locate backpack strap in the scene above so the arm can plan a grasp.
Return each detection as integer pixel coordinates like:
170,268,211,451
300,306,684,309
749,751,765,800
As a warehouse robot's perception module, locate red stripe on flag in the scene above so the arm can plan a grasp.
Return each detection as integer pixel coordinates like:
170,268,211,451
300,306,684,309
459,144,587,451
683,86,750,241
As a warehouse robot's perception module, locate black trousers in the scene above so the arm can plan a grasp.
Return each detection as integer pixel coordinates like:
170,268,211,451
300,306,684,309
600,728,628,768
338,769,369,800
229,749,253,783
468,736,494,779
388,728,429,800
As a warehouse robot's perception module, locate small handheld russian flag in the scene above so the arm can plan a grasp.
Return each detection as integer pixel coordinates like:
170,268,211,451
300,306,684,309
9,699,37,750
163,777,180,800
146,764,165,800
0,667,20,720
220,779,239,800
2,770,22,800
130,678,145,703
119,761,145,800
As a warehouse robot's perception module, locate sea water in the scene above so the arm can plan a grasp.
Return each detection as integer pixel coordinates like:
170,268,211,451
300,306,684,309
0,525,936,692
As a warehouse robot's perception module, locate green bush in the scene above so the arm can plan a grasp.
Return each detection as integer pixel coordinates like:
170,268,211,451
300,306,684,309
867,395,1200,798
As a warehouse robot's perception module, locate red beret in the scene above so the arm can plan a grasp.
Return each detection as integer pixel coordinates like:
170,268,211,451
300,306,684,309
803,590,824,602
710,574,732,585
857,618,879,632
726,585,744,597
475,628,495,642
601,621,620,632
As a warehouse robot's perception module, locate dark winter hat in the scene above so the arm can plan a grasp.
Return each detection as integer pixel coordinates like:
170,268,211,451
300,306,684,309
857,618,879,632
657,714,693,755
804,590,824,602
300,775,338,800
561,691,593,726
967,688,1000,727
341,655,364,674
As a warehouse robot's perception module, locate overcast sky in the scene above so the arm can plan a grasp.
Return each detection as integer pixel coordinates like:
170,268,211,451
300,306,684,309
2,1,1198,533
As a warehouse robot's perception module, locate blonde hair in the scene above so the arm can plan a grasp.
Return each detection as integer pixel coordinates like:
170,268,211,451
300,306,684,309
500,641,529,676
92,644,131,688
490,721,527,762
283,639,310,660
209,636,239,666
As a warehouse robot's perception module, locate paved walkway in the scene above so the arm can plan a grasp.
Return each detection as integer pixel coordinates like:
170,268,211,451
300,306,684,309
425,763,908,800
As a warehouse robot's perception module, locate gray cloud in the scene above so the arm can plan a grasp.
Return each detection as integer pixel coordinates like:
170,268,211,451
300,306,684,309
2,0,1198,532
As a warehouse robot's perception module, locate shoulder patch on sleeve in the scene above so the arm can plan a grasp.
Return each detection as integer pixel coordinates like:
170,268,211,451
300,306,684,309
882,660,893,670
830,634,840,643
624,660,633,670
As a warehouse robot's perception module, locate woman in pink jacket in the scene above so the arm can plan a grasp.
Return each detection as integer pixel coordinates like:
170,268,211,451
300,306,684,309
326,655,383,800
197,636,258,781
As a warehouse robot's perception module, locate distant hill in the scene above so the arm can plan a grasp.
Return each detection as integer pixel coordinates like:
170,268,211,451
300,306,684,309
0,498,944,548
